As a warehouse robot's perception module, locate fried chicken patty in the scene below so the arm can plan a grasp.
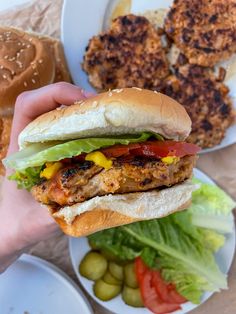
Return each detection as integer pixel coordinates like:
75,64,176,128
164,0,236,66
31,155,196,207
161,63,235,148
82,14,169,91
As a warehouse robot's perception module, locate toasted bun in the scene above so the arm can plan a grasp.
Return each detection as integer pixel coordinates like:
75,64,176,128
19,88,191,148
51,180,198,237
0,26,55,110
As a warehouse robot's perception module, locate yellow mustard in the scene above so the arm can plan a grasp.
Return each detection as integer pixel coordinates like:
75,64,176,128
85,151,113,170
40,162,63,179
161,156,180,165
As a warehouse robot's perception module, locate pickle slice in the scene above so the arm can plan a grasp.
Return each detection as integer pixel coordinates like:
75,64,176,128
124,263,138,288
122,286,144,307
93,279,122,301
103,271,122,285
109,262,124,281
79,251,107,280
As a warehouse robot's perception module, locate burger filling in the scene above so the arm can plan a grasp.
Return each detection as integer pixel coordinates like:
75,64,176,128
4,133,200,208
32,155,196,207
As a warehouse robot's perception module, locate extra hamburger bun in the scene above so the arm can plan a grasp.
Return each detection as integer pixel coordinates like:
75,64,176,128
52,180,198,237
0,27,71,176
19,88,192,148
0,26,55,112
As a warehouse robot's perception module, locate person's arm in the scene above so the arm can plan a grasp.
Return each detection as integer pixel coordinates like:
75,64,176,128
0,82,91,272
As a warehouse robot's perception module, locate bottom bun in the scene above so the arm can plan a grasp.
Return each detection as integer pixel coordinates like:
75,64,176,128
51,180,198,237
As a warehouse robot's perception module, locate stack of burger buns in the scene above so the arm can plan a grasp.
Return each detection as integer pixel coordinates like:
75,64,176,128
0,26,71,175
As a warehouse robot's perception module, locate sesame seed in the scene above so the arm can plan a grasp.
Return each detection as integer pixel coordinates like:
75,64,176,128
11,70,15,75
154,91,159,94
32,79,36,84
108,92,113,96
132,87,142,91
17,42,21,46
22,43,26,46
38,59,43,64
0,65,3,69
16,60,23,68
3,74,7,79
27,44,31,48
112,88,123,93
29,38,33,41
33,72,38,76
9,57,16,61
24,81,27,87
4,55,8,59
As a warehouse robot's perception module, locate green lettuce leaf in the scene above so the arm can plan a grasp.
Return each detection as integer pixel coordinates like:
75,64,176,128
189,179,235,233
89,216,227,304
198,229,225,252
8,166,42,191
4,132,161,171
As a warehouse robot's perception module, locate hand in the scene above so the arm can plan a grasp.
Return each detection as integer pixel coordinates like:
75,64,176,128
0,82,91,272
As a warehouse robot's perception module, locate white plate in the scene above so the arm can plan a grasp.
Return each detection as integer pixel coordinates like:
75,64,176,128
61,0,236,154
69,168,235,314
0,254,93,314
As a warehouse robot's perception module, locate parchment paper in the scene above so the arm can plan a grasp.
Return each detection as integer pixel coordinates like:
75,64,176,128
0,1,235,313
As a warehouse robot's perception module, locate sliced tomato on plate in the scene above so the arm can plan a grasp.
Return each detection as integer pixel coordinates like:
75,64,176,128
152,271,187,305
168,288,187,304
140,270,180,314
151,271,170,303
135,257,186,313
135,257,149,284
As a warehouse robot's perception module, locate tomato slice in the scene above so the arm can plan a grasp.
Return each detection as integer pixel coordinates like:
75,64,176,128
152,271,169,303
168,288,187,304
140,270,181,314
129,141,200,158
152,271,186,305
135,257,149,284
102,141,200,159
61,140,200,165
135,258,186,313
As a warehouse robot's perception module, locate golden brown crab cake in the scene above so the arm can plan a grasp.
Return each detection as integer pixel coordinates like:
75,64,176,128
82,14,169,91
161,63,235,148
164,0,236,67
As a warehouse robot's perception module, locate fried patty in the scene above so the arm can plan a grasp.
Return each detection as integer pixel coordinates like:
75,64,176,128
82,14,169,91
161,63,235,148
31,155,196,207
164,0,236,66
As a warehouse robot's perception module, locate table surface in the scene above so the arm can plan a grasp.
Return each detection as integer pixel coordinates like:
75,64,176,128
0,1,235,314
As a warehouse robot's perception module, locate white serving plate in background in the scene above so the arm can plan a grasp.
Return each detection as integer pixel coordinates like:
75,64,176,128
0,254,93,314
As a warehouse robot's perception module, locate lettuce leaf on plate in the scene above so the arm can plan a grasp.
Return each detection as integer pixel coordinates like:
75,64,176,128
189,179,235,233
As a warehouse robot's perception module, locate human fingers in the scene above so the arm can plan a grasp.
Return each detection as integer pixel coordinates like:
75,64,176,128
9,82,92,153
